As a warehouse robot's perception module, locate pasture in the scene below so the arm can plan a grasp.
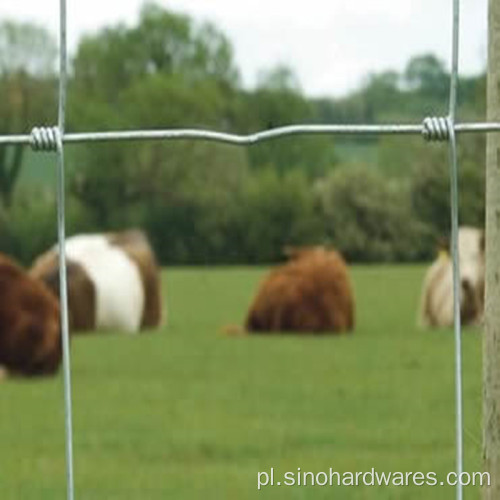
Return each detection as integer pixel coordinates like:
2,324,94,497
0,265,483,499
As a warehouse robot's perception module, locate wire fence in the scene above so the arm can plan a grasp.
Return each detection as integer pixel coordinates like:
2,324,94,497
0,0,494,499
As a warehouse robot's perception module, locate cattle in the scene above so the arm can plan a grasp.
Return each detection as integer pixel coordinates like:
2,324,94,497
0,253,61,377
418,226,485,328
30,229,163,334
244,246,355,334
106,230,163,329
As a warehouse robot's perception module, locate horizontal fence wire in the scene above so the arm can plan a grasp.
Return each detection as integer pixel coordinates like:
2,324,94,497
0,121,500,147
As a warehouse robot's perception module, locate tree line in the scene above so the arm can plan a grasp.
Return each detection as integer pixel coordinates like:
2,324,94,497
0,3,486,265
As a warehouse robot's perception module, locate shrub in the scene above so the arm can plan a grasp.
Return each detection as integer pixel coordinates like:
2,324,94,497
230,169,325,263
0,191,57,265
409,139,485,241
0,190,95,266
318,166,431,262
142,169,325,265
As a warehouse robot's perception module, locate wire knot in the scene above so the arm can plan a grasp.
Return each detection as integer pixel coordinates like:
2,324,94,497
422,116,451,142
30,126,62,151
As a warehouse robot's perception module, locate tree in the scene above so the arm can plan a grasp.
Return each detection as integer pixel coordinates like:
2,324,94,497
0,20,56,75
68,3,245,224
404,54,449,98
70,2,239,109
244,65,337,177
360,71,402,122
0,20,57,208
256,65,302,93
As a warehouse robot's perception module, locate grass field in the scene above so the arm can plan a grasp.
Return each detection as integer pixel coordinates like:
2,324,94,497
0,265,484,499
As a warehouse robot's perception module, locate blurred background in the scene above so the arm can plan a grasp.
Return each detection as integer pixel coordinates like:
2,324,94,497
0,0,488,265
0,3,489,499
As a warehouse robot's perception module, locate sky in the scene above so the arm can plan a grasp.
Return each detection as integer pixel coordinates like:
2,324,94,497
0,0,488,97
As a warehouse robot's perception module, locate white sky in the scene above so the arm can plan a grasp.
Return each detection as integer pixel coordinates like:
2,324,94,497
0,0,488,97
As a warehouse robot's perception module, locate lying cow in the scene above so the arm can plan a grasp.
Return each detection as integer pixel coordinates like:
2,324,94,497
244,246,355,333
0,253,61,377
418,226,485,328
30,229,163,334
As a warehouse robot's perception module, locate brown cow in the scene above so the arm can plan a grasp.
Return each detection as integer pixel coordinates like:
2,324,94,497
0,253,61,377
245,246,355,333
30,250,97,332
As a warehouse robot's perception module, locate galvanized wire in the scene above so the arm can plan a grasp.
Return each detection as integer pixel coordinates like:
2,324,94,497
56,1,75,500
448,1,464,498
422,2,464,498
55,126,74,500
3,121,500,147
448,117,464,500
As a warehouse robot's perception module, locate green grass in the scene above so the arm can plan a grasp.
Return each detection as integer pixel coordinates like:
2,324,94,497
0,265,484,499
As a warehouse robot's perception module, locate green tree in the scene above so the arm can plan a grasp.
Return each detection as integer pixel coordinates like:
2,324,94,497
70,2,239,111
243,65,337,177
360,71,402,122
404,54,449,99
68,3,245,225
0,20,56,75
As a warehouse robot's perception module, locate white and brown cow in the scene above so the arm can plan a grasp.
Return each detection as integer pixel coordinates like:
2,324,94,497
30,230,163,334
418,226,485,328
0,253,61,377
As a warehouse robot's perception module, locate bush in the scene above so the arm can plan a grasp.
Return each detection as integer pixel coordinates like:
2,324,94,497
142,169,325,265
143,200,214,265
228,169,326,263
318,166,431,262
0,190,95,266
409,133,485,241
0,191,58,265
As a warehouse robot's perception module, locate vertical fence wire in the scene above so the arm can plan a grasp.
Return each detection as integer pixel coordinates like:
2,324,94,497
55,0,75,499
448,0,464,498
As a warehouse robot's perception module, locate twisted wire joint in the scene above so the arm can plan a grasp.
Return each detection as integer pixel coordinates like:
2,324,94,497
422,116,452,141
30,126,62,152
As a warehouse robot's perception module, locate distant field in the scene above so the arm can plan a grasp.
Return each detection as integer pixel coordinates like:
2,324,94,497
18,147,81,188
18,149,58,187
0,265,483,499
